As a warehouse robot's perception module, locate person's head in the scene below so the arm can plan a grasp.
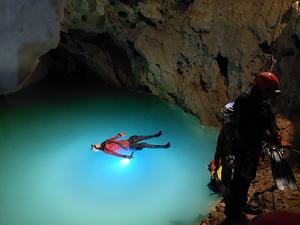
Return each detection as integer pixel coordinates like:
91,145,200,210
91,142,105,152
252,72,281,100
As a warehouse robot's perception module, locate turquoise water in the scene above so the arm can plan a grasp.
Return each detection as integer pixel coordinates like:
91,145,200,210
0,86,218,225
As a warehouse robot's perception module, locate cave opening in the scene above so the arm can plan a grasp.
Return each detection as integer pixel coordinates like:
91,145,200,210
30,30,143,95
41,47,105,91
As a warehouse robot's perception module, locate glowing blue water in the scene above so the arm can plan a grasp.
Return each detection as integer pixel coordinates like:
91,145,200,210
0,88,218,225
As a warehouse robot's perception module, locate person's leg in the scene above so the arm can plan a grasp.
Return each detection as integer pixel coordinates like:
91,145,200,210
130,142,170,150
224,171,250,216
224,144,250,221
128,131,162,143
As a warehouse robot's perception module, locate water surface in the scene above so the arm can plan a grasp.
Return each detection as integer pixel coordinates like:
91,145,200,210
0,85,218,225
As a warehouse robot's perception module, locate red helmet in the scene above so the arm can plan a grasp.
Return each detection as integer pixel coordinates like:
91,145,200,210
254,72,281,94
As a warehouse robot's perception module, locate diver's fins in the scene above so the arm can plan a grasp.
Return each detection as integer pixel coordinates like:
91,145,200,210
270,148,297,191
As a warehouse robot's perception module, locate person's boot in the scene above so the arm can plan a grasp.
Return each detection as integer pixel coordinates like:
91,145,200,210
164,142,170,148
243,204,263,215
155,130,162,137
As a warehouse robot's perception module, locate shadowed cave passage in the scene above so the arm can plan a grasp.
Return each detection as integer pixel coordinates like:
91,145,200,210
0,80,219,225
53,30,146,89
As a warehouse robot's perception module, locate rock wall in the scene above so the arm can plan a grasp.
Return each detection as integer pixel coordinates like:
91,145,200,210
1,0,299,126
60,0,300,125
275,1,300,117
0,0,66,94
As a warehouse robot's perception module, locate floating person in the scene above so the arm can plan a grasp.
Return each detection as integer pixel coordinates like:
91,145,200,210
91,131,170,159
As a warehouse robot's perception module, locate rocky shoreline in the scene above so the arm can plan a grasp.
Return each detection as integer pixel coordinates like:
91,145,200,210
200,163,300,225
199,115,300,225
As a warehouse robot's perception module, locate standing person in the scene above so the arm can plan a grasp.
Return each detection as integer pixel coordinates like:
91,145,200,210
218,72,283,224
91,131,170,158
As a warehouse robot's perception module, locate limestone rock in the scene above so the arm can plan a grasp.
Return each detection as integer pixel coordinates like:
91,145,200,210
2,0,299,126
136,1,162,24
0,0,67,94
60,0,299,126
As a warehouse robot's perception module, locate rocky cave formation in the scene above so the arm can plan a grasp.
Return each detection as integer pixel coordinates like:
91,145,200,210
1,1,300,224
0,0,67,93
1,0,300,128
59,0,300,126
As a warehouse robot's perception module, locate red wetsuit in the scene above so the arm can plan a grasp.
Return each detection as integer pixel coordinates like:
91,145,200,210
103,133,130,158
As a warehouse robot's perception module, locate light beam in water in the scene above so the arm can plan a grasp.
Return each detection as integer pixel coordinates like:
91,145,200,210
120,158,131,166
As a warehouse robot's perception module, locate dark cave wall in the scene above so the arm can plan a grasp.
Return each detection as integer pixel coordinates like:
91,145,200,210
0,0,299,127
60,0,300,126
57,30,146,89
275,2,300,152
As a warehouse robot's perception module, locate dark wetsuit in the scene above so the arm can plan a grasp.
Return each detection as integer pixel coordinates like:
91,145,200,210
225,91,279,217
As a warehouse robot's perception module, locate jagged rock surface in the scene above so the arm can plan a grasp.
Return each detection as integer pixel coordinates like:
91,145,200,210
200,166,300,225
1,0,299,125
60,0,300,125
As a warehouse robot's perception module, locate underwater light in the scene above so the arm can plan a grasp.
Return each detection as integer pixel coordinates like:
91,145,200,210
120,158,131,166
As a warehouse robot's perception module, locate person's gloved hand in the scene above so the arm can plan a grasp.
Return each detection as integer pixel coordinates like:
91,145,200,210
119,132,126,136
280,140,289,148
273,131,290,149
124,154,134,159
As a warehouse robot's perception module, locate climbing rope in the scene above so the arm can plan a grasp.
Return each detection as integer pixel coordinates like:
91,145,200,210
291,147,300,154
269,0,286,73
284,145,300,154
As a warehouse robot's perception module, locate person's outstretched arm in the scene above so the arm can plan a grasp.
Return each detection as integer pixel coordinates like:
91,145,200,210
107,132,126,141
104,148,133,159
